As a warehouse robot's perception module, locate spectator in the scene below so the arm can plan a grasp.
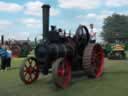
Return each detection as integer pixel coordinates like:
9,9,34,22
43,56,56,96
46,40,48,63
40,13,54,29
89,24,96,43
0,44,8,72
6,47,12,69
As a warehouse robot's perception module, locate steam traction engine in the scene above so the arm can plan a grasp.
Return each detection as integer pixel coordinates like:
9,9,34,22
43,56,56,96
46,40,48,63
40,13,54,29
19,5,104,88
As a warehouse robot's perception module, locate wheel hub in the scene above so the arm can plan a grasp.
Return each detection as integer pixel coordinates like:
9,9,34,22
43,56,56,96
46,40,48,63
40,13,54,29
58,68,65,77
26,67,34,74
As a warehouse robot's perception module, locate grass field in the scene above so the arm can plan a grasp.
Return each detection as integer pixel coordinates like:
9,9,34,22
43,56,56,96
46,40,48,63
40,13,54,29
0,58,128,96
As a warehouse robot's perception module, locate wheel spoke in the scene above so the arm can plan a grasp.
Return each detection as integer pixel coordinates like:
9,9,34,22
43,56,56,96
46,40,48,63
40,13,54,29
27,59,33,68
24,63,29,68
31,62,36,67
33,64,38,69
28,74,32,81
24,72,28,77
28,58,33,64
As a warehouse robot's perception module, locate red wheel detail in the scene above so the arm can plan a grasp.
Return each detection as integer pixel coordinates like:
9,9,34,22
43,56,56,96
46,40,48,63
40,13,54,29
92,45,104,78
52,58,71,88
11,45,21,57
20,57,40,84
83,44,104,78
57,67,65,77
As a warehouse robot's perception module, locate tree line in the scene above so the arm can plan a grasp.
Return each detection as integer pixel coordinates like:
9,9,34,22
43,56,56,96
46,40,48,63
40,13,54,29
101,13,128,43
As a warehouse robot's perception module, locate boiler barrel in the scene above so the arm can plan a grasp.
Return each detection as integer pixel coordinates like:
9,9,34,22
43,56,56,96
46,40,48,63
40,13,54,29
48,44,74,58
35,44,74,62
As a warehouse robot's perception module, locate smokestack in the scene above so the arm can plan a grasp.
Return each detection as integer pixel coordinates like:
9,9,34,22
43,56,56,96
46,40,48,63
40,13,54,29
1,35,4,45
42,4,50,39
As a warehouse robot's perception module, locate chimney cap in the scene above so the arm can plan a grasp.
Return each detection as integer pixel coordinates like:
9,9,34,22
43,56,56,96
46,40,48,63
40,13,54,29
42,4,50,8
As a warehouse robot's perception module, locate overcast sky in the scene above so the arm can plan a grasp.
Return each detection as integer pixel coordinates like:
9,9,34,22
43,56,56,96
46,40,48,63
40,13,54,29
0,0,128,42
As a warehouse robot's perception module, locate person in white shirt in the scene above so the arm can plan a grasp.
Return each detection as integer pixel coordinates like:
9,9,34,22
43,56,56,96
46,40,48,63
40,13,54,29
6,47,12,69
89,24,96,43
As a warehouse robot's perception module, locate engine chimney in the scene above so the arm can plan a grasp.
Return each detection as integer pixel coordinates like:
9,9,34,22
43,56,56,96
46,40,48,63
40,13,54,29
1,35,4,45
42,4,50,39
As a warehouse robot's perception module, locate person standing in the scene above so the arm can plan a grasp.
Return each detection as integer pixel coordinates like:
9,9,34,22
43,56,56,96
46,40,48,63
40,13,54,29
6,47,12,69
89,24,96,43
0,44,8,71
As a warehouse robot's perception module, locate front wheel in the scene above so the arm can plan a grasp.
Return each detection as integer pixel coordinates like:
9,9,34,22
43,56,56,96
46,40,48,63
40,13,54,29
52,57,71,88
19,57,40,84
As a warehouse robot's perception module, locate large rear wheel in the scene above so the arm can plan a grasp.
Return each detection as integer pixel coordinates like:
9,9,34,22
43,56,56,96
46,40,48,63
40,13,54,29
19,57,40,84
52,57,71,88
83,44,104,78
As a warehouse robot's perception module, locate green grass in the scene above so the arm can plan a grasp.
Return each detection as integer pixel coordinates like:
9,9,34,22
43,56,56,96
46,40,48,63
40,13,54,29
0,58,128,96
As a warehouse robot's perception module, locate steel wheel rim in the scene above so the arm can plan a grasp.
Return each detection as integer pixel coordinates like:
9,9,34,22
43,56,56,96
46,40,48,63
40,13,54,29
91,45,104,78
22,58,39,84
56,58,71,88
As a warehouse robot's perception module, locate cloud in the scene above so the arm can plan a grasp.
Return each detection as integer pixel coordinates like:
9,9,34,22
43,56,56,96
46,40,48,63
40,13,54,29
0,20,13,29
0,1,59,16
106,0,128,7
77,14,103,25
58,0,101,9
20,18,41,28
0,1,23,12
76,11,116,30
77,10,115,23
24,1,43,16
50,8,60,16
24,1,59,16
87,13,97,17
77,13,99,19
